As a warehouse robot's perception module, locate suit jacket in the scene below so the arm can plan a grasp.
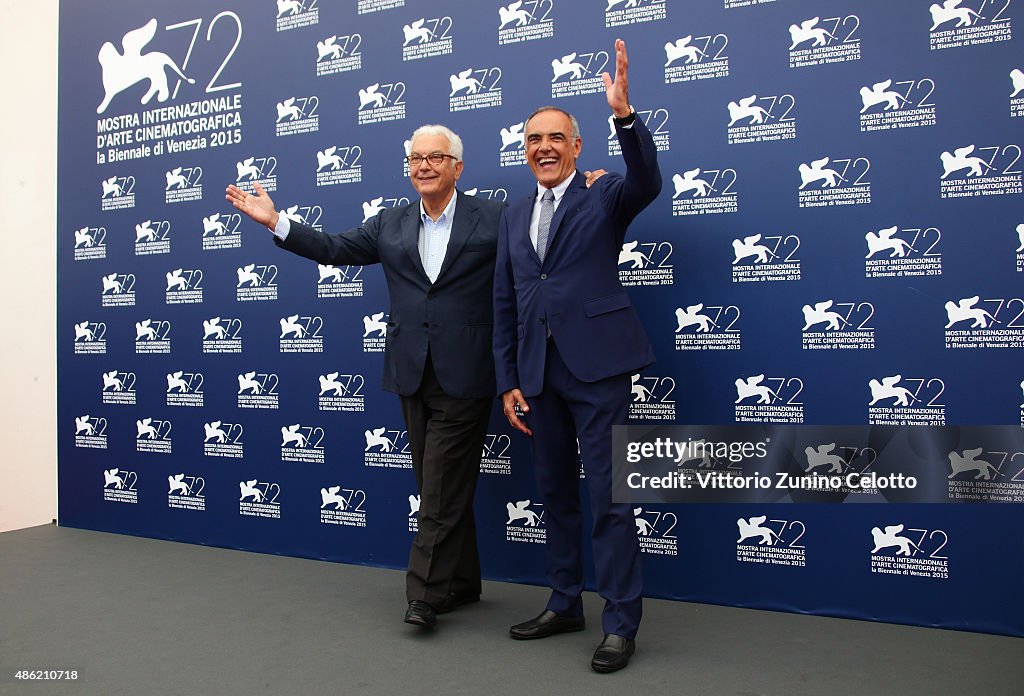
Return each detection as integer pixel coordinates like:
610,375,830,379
493,119,662,397
278,191,504,399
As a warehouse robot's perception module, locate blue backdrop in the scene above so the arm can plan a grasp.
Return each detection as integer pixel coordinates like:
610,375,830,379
58,0,1024,637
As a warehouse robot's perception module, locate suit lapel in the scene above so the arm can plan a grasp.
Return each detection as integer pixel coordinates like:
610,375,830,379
543,171,585,260
400,204,429,281
521,189,541,266
435,192,477,282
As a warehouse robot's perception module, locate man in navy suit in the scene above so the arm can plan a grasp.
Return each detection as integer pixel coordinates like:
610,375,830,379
492,39,662,672
226,125,502,630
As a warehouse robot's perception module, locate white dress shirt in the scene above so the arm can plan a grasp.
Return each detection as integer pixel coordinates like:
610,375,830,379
529,173,574,253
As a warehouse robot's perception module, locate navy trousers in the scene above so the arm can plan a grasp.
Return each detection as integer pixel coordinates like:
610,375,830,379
526,339,643,638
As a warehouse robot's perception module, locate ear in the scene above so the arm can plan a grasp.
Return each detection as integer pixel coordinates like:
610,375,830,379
453,159,464,180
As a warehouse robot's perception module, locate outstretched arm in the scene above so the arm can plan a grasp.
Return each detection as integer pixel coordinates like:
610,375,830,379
225,181,381,266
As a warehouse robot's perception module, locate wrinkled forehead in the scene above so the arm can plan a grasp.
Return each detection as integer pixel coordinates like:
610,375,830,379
409,133,452,154
525,110,574,138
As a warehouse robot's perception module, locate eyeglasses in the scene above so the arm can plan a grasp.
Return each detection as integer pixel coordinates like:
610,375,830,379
405,152,457,167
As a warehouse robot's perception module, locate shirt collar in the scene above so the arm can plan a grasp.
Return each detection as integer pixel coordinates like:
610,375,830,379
535,171,575,202
419,190,458,224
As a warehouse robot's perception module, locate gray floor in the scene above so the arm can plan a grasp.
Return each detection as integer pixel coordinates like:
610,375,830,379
1,525,1021,696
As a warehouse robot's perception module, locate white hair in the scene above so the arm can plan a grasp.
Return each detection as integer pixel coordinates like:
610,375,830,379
407,124,464,161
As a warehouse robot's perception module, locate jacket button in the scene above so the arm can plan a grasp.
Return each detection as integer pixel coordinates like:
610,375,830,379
422,322,429,328
540,273,548,280
539,317,545,324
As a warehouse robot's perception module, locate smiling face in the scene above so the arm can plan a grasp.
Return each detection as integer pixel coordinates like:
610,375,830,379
407,132,462,205
524,109,582,189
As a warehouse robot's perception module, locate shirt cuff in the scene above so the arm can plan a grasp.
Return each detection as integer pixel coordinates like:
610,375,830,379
272,213,291,241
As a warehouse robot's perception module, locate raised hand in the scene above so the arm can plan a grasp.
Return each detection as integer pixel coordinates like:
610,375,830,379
602,38,631,118
225,182,279,229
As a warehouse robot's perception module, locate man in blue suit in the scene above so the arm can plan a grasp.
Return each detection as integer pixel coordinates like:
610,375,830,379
492,39,662,673
226,125,502,630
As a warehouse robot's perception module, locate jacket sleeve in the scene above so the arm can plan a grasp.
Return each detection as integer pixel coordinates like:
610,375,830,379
492,209,519,395
274,212,383,267
600,115,663,244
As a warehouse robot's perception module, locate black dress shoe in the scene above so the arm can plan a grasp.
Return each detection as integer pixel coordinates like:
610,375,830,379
435,592,480,615
591,634,635,673
509,610,585,640
403,600,437,628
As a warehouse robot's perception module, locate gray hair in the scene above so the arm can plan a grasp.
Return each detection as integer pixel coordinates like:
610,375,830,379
524,106,580,140
407,124,464,161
